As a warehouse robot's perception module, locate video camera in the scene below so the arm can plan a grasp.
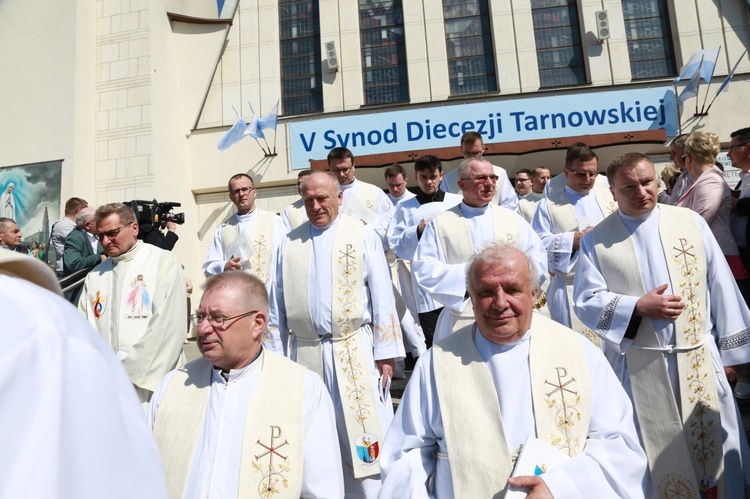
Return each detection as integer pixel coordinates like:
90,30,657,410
125,199,185,232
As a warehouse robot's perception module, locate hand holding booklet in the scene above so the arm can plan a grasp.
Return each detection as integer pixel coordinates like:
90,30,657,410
505,435,570,498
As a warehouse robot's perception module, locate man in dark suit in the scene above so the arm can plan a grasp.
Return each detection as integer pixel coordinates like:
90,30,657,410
63,207,105,305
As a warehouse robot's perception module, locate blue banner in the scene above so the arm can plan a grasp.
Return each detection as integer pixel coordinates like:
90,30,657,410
289,86,677,169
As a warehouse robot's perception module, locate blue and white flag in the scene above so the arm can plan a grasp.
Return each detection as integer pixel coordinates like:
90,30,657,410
715,49,747,96
677,58,703,105
673,48,719,83
217,112,248,151
256,101,279,133
244,115,264,140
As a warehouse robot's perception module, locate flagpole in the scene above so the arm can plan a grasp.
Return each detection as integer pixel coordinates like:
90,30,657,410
273,100,279,155
705,49,747,115
699,46,722,114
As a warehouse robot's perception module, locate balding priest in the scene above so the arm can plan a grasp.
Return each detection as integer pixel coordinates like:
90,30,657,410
381,242,648,498
268,171,404,498
148,271,344,498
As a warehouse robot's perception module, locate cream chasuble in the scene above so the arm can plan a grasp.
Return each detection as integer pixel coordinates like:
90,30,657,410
594,205,722,498
153,352,306,499
545,183,615,346
282,216,385,479
432,316,590,498
221,210,277,284
79,241,187,395
434,204,520,332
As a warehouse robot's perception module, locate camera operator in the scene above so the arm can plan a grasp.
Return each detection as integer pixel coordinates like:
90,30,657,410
140,218,178,251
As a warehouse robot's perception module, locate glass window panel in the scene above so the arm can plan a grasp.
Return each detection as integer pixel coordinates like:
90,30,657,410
360,0,409,104
279,0,323,114
621,0,675,79
443,0,496,96
531,0,585,88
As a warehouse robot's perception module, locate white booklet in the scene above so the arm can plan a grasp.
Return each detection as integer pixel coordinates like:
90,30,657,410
225,230,254,270
505,435,570,498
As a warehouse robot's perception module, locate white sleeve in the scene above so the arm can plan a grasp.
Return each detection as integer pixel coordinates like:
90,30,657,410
497,169,519,211
412,218,469,312
532,198,576,275
572,232,639,355
202,225,228,275
365,229,406,361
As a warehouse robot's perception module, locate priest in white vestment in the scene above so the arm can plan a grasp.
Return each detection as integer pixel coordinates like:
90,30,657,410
79,203,187,405
413,158,548,342
203,173,287,292
439,132,518,211
148,271,343,499
381,243,648,498
388,154,462,347
0,251,169,499
268,172,405,499
573,153,750,498
532,144,615,332
327,147,392,244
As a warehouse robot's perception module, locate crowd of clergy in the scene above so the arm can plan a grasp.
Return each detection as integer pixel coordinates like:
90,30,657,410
5,127,750,498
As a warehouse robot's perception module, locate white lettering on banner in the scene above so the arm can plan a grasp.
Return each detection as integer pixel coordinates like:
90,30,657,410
289,87,677,168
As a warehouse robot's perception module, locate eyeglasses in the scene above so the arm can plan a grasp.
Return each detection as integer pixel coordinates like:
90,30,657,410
97,224,130,241
567,170,598,178
729,142,748,152
190,310,259,328
462,150,484,158
516,178,531,182
461,174,498,183
329,166,353,174
230,186,256,197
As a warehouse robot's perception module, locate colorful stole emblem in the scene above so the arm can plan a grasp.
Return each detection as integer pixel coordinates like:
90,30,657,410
92,290,107,319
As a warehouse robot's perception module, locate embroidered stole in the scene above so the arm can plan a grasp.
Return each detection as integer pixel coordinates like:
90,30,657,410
282,216,384,479
152,352,305,499
433,316,590,498
87,244,160,354
547,184,615,346
353,180,382,212
220,210,276,284
435,204,520,332
593,206,721,498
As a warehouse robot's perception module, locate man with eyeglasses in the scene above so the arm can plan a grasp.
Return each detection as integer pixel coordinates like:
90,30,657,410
668,134,694,204
532,144,615,337
514,168,533,198
203,173,286,291
78,202,187,405
438,131,518,211
148,271,344,498
413,157,547,341
268,171,404,498
384,163,415,205
327,147,392,244
62,206,104,305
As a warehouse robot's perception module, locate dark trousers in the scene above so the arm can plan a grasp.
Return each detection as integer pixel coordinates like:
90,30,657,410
418,308,443,349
